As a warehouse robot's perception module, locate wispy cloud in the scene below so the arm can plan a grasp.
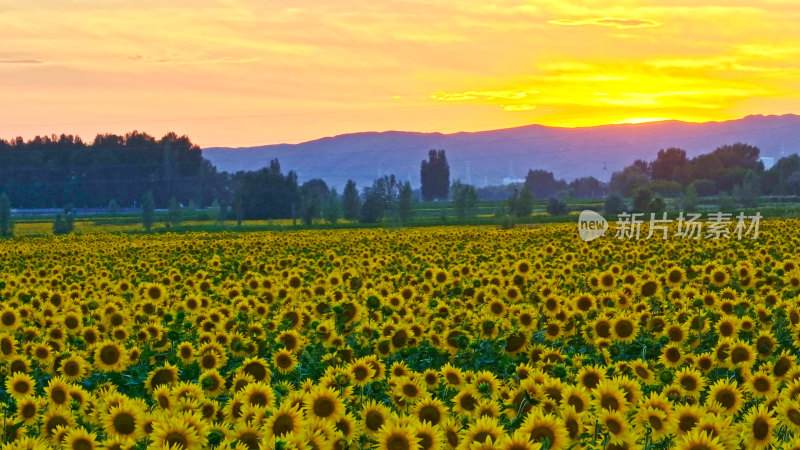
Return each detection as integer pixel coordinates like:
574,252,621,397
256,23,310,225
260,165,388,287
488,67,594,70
548,18,661,29
125,55,261,65
430,89,539,102
0,59,42,64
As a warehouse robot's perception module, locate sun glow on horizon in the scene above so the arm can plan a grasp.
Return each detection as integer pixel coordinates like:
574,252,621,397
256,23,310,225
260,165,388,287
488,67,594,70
615,117,673,124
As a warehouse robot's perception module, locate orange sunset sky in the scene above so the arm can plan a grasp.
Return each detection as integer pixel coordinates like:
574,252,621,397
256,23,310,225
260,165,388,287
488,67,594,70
1,0,799,148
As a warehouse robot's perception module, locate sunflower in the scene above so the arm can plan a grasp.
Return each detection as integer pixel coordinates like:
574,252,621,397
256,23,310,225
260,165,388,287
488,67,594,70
665,267,686,287
349,359,376,386
93,341,128,372
637,406,671,442
660,344,683,368
452,386,480,416
15,396,42,425
102,402,145,441
414,397,448,427
240,357,273,382
0,307,19,331
441,364,465,388
304,386,344,422
414,420,442,450
600,409,631,444
673,404,703,435
41,406,74,438
740,405,775,449
561,385,590,414
674,429,726,450
198,369,225,396
593,380,627,412
265,403,304,439
145,363,179,394
776,398,800,433
517,410,568,450
576,365,606,390
675,368,705,398
141,283,165,302
631,360,655,384
272,349,298,375
58,355,88,382
728,340,755,368
610,317,638,343
362,399,392,437
241,381,275,409
45,376,72,407
63,427,98,450
6,372,35,398
0,333,17,360
230,422,263,450
149,413,205,450
458,416,504,449
694,413,732,447
372,421,414,448
745,370,776,399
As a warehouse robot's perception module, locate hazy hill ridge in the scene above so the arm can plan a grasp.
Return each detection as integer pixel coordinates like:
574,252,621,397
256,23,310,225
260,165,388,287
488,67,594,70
203,114,800,189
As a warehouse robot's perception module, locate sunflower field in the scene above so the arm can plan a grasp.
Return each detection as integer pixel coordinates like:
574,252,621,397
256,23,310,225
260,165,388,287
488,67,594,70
1,221,800,450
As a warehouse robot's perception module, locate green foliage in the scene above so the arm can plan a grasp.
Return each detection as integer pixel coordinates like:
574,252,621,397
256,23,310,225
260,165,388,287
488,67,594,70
52,204,75,235
397,181,413,222
420,149,449,201
632,186,653,212
210,199,226,224
342,180,361,221
647,196,665,214
141,191,155,231
234,159,301,220
717,191,737,211
545,197,569,216
0,192,12,237
451,180,477,219
0,131,215,209
681,184,699,211
508,186,533,218
323,189,341,224
604,193,626,215
167,197,182,227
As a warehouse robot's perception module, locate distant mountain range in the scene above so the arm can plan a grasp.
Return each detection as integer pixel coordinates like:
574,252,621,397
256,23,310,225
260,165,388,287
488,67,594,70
202,114,800,190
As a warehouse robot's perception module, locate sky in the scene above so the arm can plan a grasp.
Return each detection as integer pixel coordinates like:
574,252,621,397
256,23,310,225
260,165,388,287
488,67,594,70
1,0,800,148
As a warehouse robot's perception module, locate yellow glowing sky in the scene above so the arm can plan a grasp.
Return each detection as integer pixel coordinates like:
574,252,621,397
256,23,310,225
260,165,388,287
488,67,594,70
2,0,800,147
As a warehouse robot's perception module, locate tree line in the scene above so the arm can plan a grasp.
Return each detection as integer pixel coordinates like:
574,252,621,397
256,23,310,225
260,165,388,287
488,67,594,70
3,130,800,236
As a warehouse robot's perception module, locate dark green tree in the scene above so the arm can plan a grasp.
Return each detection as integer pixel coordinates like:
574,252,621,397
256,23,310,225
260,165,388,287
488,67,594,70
53,204,75,235
546,197,569,216
141,191,155,231
604,193,626,215
323,190,341,224
342,180,361,221
650,147,687,181
420,150,450,201
508,186,533,218
681,185,699,211
0,192,12,237
397,181,413,222
167,197,182,227
525,169,568,199
632,186,653,212
300,179,329,226
451,181,477,219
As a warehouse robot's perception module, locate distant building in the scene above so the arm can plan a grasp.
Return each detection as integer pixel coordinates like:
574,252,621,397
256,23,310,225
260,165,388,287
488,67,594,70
502,176,525,185
759,156,775,170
